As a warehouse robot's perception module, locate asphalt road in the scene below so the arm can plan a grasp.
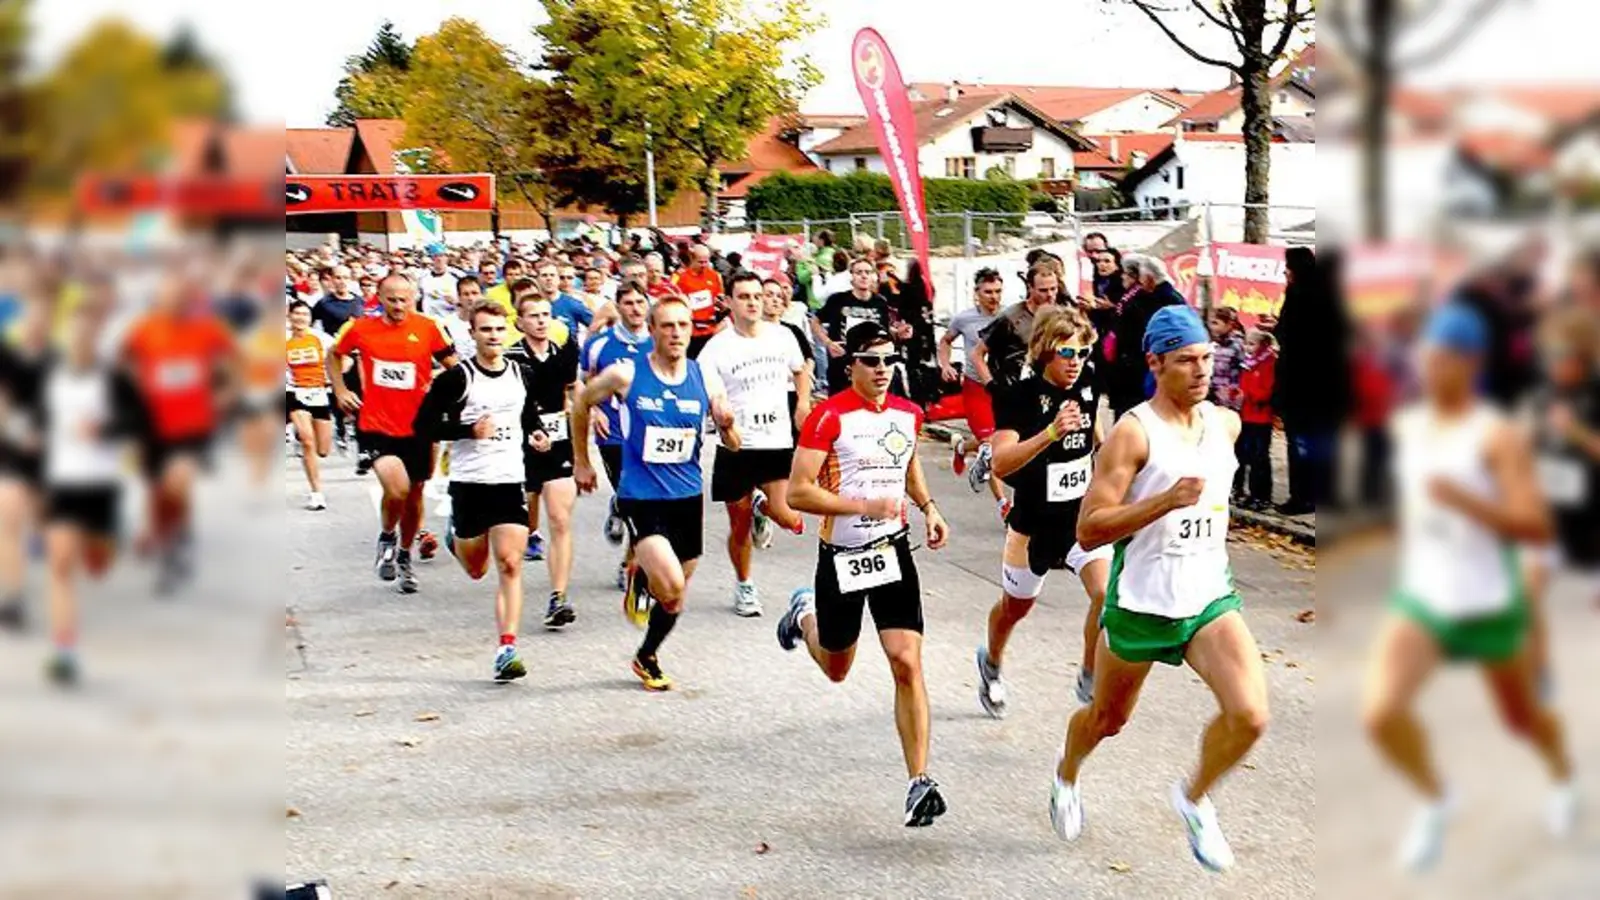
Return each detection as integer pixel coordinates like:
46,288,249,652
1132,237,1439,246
286,438,1318,898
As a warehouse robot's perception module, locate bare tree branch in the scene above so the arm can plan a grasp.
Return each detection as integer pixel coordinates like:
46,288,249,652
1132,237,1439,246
1395,0,1511,70
1126,0,1239,70
1325,0,1373,66
1188,0,1247,55
1266,0,1306,65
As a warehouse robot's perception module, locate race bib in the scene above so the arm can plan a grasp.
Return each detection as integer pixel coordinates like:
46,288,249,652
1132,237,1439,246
686,290,714,311
833,544,901,593
843,313,875,335
1162,503,1229,556
642,426,696,464
739,403,786,439
1047,457,1093,503
286,347,320,366
371,359,416,391
156,359,201,391
1538,456,1587,506
540,411,570,443
293,387,329,407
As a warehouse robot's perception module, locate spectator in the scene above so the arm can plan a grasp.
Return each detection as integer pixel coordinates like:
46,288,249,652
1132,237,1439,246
1208,306,1245,411
1272,246,1348,516
1349,321,1399,506
1237,329,1279,511
821,248,853,297
580,266,613,308
1105,253,1185,419
1082,232,1110,255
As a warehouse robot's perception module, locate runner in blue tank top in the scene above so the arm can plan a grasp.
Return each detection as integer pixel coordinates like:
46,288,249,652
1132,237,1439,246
574,296,739,691
582,281,654,588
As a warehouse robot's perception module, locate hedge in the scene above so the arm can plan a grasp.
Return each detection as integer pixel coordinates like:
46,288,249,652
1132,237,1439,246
746,171,1031,222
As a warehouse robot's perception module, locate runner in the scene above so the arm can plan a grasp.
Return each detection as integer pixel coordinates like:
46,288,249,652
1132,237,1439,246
696,271,808,617
330,274,458,595
674,244,726,359
531,258,594,344
418,246,459,320
1365,303,1576,872
582,280,652,590
438,275,483,361
937,267,1007,509
762,275,815,439
643,252,682,302
40,302,145,684
774,322,952,827
413,301,547,682
309,265,363,455
121,273,240,594
1053,305,1267,872
571,297,740,691
238,305,285,494
0,294,50,629
973,306,1110,718
285,301,335,510
505,289,581,629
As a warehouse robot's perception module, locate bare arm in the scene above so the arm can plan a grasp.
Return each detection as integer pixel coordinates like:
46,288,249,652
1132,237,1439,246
1076,417,1184,550
969,340,993,386
571,364,631,473
789,447,878,518
328,349,358,411
1434,423,1554,544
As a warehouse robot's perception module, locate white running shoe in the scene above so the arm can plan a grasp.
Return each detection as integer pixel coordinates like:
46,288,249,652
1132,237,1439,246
1049,775,1085,841
1171,780,1236,872
305,491,327,511
751,489,775,550
1547,782,1578,839
1397,792,1455,873
734,581,763,617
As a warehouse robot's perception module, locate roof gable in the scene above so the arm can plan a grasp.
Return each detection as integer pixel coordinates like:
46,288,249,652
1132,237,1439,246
811,93,1094,156
287,128,356,175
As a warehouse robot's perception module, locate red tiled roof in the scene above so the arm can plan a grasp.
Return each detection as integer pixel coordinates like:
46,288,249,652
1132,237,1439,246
799,113,867,130
1074,132,1176,170
1459,131,1553,174
168,118,215,175
1167,86,1242,124
1496,88,1600,126
811,94,1005,155
722,117,820,175
224,127,286,176
907,83,1202,123
287,128,355,174
353,119,408,174
1391,88,1454,128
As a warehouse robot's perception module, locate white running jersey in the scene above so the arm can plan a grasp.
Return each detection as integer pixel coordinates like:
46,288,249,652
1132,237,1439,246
419,271,459,320
695,323,804,450
1112,402,1238,619
448,359,528,485
1393,402,1517,619
44,364,123,487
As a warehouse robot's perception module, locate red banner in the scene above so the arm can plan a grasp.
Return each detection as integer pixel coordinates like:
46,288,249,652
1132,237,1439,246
284,174,495,215
743,235,795,281
1343,241,1435,324
1165,248,1204,306
76,175,281,216
1210,242,1286,330
851,28,932,298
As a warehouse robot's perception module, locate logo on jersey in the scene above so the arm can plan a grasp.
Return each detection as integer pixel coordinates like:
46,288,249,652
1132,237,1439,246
637,397,664,412
877,422,912,464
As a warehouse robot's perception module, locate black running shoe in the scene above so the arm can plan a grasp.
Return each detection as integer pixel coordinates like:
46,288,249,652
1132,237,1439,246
905,774,948,827
544,592,576,629
0,600,24,632
45,651,78,687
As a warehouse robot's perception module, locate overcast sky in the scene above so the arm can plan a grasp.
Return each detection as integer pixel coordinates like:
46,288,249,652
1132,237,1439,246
26,0,1595,128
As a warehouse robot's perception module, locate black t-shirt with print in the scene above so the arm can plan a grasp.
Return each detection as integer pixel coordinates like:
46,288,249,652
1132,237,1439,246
993,371,1097,531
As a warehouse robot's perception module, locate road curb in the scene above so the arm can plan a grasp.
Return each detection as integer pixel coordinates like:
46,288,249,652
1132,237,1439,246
921,421,1318,548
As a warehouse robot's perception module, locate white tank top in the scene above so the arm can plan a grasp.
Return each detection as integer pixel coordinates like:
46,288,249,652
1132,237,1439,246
449,359,528,485
1393,402,1517,618
1112,402,1238,619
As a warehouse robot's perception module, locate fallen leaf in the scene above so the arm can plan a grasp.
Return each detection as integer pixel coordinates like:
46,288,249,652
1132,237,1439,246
385,881,399,891
755,841,771,855
582,823,601,830
1285,661,1300,669
1108,861,1132,873
1241,763,1257,770
343,663,358,670
396,738,420,748
413,712,441,722
1294,609,1316,623
286,806,301,818
742,888,759,899
354,710,376,718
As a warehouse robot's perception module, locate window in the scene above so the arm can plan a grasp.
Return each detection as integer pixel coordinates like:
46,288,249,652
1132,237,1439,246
1175,166,1185,190
854,157,867,171
1040,157,1056,178
825,159,833,172
945,157,976,179
1277,91,1289,104
1003,155,1016,176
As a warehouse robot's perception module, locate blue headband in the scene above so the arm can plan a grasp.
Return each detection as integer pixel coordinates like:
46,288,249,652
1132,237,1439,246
1143,305,1210,356
1423,302,1488,355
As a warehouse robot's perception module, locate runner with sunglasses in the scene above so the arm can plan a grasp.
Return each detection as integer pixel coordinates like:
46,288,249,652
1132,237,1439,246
974,306,1111,719
776,322,952,827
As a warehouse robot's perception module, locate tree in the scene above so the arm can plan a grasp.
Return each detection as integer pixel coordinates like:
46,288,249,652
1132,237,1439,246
1325,0,1513,240
327,20,412,127
536,0,822,230
0,0,29,207
1111,1,1313,243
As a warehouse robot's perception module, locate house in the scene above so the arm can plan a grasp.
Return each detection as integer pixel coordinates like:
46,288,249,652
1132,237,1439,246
907,82,1206,134
717,115,824,229
1552,112,1600,197
792,113,867,166
1164,44,1316,134
1117,133,1317,238
808,92,1095,188
1073,132,1176,190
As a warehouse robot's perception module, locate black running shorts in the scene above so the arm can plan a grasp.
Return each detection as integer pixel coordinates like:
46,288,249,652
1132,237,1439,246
285,390,333,422
709,446,793,503
448,482,529,540
524,443,576,494
617,496,703,563
358,431,434,484
45,485,120,537
598,444,624,492
140,434,214,482
813,533,923,653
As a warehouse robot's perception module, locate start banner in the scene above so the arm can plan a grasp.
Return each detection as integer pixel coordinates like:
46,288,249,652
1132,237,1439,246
76,175,280,216
284,174,495,214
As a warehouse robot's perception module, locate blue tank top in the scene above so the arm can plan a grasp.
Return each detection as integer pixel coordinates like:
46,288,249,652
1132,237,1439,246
585,326,652,447
618,356,709,501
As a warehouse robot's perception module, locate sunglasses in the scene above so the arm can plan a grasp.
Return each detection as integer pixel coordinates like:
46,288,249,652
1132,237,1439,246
853,353,903,368
1041,344,1092,362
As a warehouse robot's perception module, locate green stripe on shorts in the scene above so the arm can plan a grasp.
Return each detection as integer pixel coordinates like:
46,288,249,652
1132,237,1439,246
1103,539,1242,667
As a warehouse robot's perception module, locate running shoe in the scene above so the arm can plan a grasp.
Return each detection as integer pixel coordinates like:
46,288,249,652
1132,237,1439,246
904,774,948,827
305,491,327,511
603,498,626,545
734,581,763,618
975,647,1008,718
375,533,399,581
777,588,815,651
45,650,78,687
997,496,1013,523
1171,780,1236,872
969,442,993,492
445,514,458,560
614,560,629,591
622,564,651,629
950,435,968,477
1548,782,1579,839
417,530,439,561
493,645,527,682
1075,669,1095,706
396,549,419,594
544,592,576,630
355,454,373,477
632,654,673,691
0,599,24,632
1397,792,1454,872
751,489,774,550
1049,776,1085,841
524,531,546,562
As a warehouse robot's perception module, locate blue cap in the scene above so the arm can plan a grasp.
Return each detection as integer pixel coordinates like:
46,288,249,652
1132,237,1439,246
1423,302,1489,355
425,242,448,256
1142,304,1210,356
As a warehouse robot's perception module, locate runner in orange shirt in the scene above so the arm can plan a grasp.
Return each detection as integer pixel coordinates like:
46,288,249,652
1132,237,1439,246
121,274,240,594
673,243,726,359
238,303,285,495
285,300,334,510
330,274,458,594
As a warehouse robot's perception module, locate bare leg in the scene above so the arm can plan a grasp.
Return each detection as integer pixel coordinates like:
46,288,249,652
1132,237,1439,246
44,524,79,651
371,456,411,534
291,412,322,493
725,494,755,582
986,529,1035,667
880,628,930,778
0,478,34,600
1183,611,1270,802
400,485,426,549
1362,614,1445,799
490,524,530,638
540,479,576,594
1077,558,1110,674
1483,647,1572,782
1059,635,1153,783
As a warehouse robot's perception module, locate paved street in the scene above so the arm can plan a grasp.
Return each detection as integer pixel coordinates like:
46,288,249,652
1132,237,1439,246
287,437,1316,899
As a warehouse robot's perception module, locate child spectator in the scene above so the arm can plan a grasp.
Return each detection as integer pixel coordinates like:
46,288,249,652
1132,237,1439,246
1237,328,1279,510
1209,307,1246,410
1349,322,1402,505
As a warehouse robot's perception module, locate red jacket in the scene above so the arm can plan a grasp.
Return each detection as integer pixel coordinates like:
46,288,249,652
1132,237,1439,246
1349,350,1395,429
1239,352,1277,425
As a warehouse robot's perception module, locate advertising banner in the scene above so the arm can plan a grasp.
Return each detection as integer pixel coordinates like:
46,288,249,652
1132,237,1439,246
284,174,495,215
851,28,932,298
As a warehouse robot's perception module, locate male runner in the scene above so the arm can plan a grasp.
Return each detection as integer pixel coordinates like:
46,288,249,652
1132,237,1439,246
414,301,548,682
438,275,483,361
531,258,594,342
696,271,808,616
309,265,363,454
974,306,1110,718
0,294,50,629
1364,303,1576,872
418,247,459,320
938,268,1006,507
774,323,952,827
583,280,652,589
674,244,726,358
572,297,739,691
330,274,458,594
762,275,815,436
643,252,682,302
506,291,581,629
1054,305,1267,872
813,256,895,395
285,301,334,510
